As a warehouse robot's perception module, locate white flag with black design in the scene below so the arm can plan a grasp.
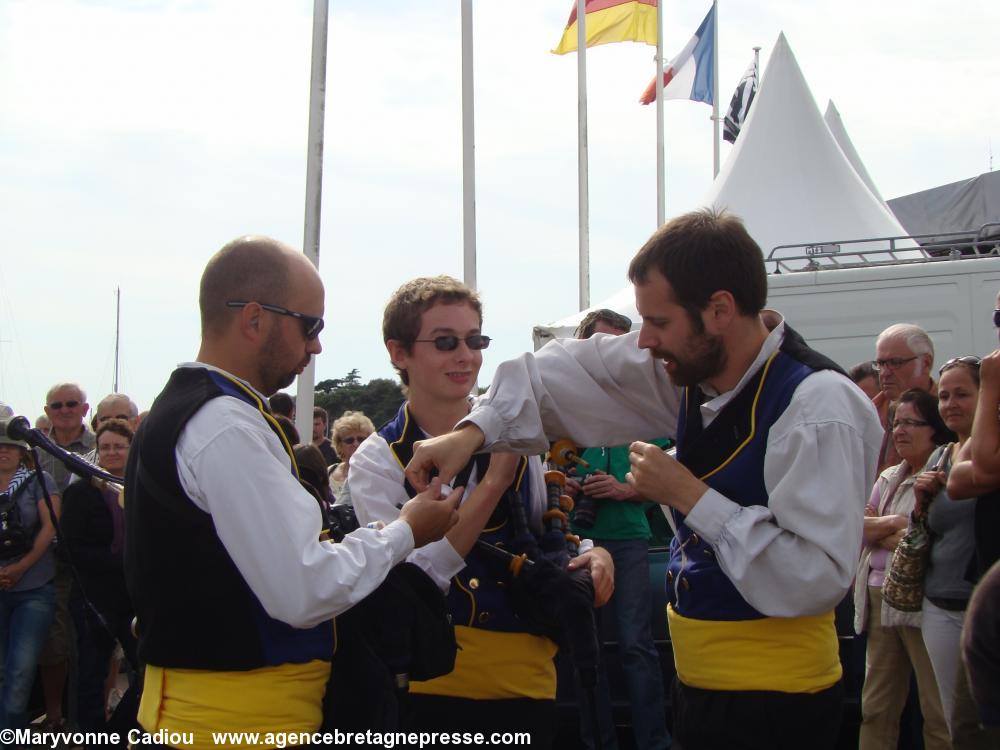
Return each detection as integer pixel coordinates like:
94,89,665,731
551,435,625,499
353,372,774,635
723,57,758,144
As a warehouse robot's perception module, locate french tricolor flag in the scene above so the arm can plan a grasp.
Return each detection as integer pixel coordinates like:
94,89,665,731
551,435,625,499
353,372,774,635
639,4,716,105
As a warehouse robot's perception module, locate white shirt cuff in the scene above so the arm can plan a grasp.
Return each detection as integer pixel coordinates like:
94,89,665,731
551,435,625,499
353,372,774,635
683,487,739,545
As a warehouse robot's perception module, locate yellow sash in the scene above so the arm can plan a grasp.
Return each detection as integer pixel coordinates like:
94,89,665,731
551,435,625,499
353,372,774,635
409,625,557,700
138,660,330,749
667,605,841,693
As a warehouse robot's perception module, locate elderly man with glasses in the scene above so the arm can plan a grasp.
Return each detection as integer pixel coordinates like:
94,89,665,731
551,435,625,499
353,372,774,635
872,324,938,472
34,381,96,732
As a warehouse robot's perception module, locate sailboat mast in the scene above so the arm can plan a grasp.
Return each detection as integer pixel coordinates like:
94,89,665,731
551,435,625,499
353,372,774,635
113,287,120,393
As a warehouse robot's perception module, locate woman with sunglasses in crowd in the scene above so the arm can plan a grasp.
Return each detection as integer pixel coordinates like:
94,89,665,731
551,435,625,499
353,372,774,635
0,428,60,729
328,411,375,499
855,389,952,750
914,355,988,744
60,418,138,731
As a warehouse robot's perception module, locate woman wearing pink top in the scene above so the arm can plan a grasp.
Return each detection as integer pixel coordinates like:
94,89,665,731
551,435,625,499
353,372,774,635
854,388,954,750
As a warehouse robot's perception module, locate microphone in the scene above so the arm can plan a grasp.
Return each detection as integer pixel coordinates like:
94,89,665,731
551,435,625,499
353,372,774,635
0,415,123,486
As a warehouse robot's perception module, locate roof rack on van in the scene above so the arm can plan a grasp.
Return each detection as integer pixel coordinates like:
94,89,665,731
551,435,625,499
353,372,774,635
766,221,1000,274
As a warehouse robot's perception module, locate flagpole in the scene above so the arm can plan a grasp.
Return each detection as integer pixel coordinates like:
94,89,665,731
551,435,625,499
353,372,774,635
655,0,664,227
576,0,590,311
295,0,328,440
461,0,477,291
711,0,720,177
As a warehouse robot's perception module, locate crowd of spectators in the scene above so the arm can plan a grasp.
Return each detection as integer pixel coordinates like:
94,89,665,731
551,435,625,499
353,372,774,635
852,297,1000,748
2,287,999,748
0,381,375,736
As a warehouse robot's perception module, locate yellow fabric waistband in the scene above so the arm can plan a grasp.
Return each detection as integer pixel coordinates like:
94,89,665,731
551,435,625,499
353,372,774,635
138,660,330,749
410,625,557,700
667,604,841,694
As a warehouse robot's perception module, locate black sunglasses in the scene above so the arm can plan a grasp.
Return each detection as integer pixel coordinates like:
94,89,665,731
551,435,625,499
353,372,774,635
413,334,491,352
226,301,324,340
48,400,81,411
994,308,1000,329
339,435,368,446
939,355,981,374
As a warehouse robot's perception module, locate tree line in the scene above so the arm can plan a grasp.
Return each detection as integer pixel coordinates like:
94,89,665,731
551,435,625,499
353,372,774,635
314,369,405,428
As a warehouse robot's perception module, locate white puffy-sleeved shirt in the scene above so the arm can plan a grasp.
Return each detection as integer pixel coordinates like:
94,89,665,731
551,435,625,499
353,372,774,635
350,413,594,592
462,316,884,618
173,363,415,629
349,429,538,591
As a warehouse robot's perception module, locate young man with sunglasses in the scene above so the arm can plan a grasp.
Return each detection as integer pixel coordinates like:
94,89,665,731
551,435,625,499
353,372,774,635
350,275,613,747
405,211,884,750
123,237,461,750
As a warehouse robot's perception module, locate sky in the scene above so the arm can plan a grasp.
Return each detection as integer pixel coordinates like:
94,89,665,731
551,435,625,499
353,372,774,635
1,0,998,420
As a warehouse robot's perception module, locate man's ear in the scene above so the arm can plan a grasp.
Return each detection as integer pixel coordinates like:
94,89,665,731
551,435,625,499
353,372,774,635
386,339,408,370
702,290,737,333
236,302,264,342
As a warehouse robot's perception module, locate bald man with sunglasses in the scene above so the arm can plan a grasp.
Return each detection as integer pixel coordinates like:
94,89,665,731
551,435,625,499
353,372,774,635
123,237,461,750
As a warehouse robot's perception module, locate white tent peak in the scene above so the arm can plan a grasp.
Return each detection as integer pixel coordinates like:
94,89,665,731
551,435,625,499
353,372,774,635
702,32,905,256
533,32,910,346
824,99,887,206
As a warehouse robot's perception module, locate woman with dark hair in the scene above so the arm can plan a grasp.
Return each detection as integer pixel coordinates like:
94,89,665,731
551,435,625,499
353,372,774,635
61,418,137,731
915,356,987,742
855,388,953,750
0,433,60,729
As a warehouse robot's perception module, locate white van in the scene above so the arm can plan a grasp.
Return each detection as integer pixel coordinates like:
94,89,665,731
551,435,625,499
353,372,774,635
766,235,1000,370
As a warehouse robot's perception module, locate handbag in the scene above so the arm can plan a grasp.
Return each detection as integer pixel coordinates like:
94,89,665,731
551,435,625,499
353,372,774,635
881,512,933,613
881,444,950,624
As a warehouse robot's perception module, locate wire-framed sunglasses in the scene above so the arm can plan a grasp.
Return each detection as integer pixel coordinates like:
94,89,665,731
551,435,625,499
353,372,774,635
413,334,491,352
939,355,981,374
226,301,324,340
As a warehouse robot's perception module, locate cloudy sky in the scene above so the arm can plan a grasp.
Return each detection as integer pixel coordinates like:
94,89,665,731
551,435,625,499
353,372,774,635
1,0,997,419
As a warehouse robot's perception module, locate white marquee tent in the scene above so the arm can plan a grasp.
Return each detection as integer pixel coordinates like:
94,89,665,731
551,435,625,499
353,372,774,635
824,99,886,206
533,33,908,347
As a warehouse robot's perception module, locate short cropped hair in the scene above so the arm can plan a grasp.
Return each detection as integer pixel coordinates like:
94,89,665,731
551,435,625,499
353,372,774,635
575,309,633,339
382,276,482,386
877,324,935,359
628,208,767,322
46,382,87,404
96,393,138,418
269,392,295,419
848,361,878,384
332,411,376,460
199,237,291,336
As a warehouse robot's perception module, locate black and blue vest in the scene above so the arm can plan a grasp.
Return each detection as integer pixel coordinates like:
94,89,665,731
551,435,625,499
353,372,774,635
666,326,845,621
124,367,333,670
379,403,543,634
